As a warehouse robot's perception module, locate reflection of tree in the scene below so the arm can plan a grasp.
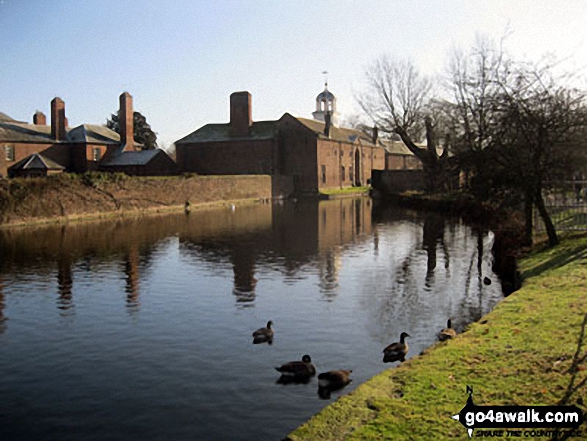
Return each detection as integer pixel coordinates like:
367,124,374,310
360,214,503,346
422,213,446,287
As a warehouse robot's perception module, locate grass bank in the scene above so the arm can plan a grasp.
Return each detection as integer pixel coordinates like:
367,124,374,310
287,233,587,440
319,186,370,198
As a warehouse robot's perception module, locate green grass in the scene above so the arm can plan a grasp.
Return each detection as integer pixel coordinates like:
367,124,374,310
320,186,370,195
287,233,587,440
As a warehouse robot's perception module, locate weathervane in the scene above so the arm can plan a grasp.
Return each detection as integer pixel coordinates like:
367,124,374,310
322,70,329,88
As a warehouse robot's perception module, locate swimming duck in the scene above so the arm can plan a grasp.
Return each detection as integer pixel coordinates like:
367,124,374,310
318,369,353,389
318,369,353,398
252,320,273,344
275,355,316,378
438,319,457,341
383,332,410,363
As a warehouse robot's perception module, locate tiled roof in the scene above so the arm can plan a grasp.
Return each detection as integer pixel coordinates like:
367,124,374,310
8,152,65,171
382,139,450,157
100,149,163,166
0,120,119,144
176,114,381,148
293,116,376,146
176,120,279,144
0,121,54,143
383,140,417,155
66,124,120,144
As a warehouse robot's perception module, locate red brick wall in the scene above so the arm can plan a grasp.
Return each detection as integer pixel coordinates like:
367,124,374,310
277,121,317,193
316,139,385,190
385,153,422,170
177,139,277,175
0,142,71,177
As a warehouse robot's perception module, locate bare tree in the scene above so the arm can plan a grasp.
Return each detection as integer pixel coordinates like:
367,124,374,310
489,57,587,246
358,57,449,192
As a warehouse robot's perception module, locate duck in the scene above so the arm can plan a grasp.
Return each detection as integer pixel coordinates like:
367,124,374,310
275,355,316,379
318,369,353,399
252,320,273,344
438,319,457,341
318,369,353,389
383,332,410,363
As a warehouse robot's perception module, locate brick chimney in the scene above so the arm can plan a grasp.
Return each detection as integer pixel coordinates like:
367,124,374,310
324,111,332,138
51,97,66,141
33,111,46,125
372,126,378,145
230,91,252,137
119,92,134,151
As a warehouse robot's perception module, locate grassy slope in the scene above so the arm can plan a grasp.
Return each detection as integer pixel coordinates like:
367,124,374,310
319,186,370,195
287,234,587,440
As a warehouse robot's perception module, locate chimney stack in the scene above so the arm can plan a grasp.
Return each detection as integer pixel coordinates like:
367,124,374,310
119,92,134,151
324,111,332,138
230,92,252,137
372,126,378,145
51,98,66,141
33,111,46,125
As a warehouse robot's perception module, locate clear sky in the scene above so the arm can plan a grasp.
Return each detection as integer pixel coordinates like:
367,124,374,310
1,0,586,148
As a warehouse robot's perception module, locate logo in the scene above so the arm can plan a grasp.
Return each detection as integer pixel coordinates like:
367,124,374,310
452,386,583,438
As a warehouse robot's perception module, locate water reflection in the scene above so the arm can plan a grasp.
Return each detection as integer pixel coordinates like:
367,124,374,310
0,198,502,327
0,197,507,441
0,276,6,334
57,256,74,314
124,246,141,313
177,198,374,305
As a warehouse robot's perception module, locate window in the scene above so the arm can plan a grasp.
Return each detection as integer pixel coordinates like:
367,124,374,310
321,165,326,184
92,147,101,161
341,166,346,181
4,145,15,162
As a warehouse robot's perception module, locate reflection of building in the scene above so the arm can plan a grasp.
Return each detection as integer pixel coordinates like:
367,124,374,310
178,198,374,305
124,246,141,312
318,248,341,300
57,256,74,313
175,87,385,193
232,246,258,305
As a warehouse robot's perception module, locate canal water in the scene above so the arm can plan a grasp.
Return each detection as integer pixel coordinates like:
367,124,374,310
0,198,503,441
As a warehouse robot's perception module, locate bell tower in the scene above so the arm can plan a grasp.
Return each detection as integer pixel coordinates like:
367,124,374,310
312,82,339,126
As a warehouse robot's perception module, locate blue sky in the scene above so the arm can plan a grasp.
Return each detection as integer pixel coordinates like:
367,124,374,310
1,0,586,148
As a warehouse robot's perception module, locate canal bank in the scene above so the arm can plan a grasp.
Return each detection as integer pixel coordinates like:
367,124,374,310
0,174,274,228
287,232,587,440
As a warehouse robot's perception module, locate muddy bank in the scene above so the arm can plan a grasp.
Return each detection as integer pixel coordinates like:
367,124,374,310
0,174,272,227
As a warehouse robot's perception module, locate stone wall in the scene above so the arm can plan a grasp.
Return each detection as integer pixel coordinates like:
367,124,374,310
0,174,274,226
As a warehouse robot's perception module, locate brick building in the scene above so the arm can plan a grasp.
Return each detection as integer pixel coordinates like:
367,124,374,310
0,92,175,178
175,86,385,193
383,140,423,170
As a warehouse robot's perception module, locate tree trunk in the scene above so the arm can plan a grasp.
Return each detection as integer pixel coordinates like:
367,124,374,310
395,125,446,193
523,189,533,247
534,187,559,247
